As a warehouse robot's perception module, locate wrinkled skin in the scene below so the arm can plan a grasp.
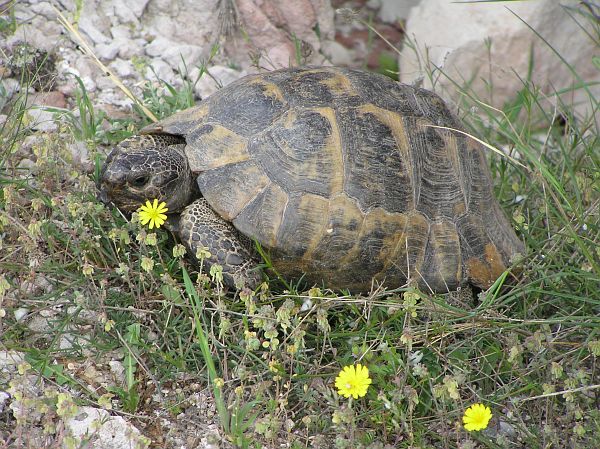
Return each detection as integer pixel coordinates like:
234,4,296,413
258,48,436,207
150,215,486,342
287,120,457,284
99,134,197,213
99,134,262,289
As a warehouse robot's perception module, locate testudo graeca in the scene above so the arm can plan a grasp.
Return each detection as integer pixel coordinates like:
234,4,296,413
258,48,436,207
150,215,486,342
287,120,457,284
99,66,524,293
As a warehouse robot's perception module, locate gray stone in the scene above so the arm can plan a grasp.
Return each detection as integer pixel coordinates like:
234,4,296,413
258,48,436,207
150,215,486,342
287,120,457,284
111,3,142,24
27,314,54,333
56,0,76,9
142,0,217,45
95,76,117,92
78,14,111,45
96,42,121,60
59,55,100,86
0,391,9,413
399,0,599,122
68,141,92,171
1,78,21,100
108,360,126,385
6,19,63,53
110,25,133,40
17,158,36,172
146,37,205,70
7,0,336,121
96,90,134,110
14,308,29,322
103,27,146,58
20,275,54,296
142,15,177,40
377,0,421,23
27,108,58,132
80,75,97,93
65,406,150,449
30,1,57,18
192,65,245,99
110,59,135,78
0,351,26,371
145,58,177,86
321,40,353,66
119,39,146,59
19,135,45,155
127,0,151,19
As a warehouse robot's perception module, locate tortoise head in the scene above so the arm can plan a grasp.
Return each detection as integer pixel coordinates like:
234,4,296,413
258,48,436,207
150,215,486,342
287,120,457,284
99,134,196,213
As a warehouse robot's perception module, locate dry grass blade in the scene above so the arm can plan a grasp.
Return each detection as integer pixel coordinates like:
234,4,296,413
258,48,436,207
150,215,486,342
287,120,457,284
517,384,600,402
426,124,530,170
51,5,158,123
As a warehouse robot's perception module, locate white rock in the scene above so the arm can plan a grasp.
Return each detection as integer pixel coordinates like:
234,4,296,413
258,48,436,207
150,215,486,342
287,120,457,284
65,406,149,449
59,334,77,350
378,0,421,23
142,15,176,41
6,19,63,54
110,59,135,78
110,25,133,40
321,40,353,66
27,108,58,132
399,0,599,121
27,315,54,333
78,14,111,45
80,75,97,93
95,42,121,60
0,351,26,371
145,58,177,85
1,78,21,99
193,65,245,99
108,360,126,385
19,135,45,154
14,308,29,322
0,391,10,413
142,0,217,45
56,0,76,9
300,298,313,312
17,158,36,172
68,141,91,169
95,75,117,92
103,27,146,59
109,2,143,24
30,1,57,18
121,39,146,59
57,59,80,80
146,37,205,70
96,90,134,110
127,0,151,19
21,275,54,295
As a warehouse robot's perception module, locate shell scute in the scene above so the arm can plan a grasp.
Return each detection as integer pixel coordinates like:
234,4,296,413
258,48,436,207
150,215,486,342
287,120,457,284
248,107,344,198
157,67,524,291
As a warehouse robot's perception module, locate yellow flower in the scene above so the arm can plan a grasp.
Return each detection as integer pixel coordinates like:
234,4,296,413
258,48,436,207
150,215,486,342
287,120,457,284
335,363,372,399
463,403,493,431
138,199,168,229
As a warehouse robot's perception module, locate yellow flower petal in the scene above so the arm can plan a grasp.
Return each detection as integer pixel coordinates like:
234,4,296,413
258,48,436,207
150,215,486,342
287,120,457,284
334,363,372,399
463,403,493,431
138,198,169,230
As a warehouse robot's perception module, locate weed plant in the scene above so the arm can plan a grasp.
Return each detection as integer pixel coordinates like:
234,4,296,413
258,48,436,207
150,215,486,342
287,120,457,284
0,3,599,449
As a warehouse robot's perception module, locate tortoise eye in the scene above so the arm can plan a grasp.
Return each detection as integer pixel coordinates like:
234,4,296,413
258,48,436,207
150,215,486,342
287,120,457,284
131,175,149,188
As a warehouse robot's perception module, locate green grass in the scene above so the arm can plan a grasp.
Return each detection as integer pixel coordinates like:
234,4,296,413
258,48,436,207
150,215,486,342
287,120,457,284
1,5,599,449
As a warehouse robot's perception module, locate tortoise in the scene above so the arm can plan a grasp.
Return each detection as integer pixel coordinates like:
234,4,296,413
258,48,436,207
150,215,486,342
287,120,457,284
99,66,524,293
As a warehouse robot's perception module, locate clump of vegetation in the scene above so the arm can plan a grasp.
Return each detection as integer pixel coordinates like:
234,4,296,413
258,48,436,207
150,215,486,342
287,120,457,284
1,4,599,449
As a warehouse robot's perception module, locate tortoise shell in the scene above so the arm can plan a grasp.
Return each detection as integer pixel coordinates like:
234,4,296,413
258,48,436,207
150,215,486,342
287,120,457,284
142,66,523,292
